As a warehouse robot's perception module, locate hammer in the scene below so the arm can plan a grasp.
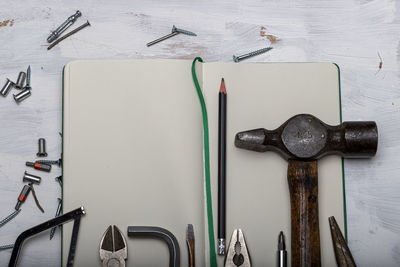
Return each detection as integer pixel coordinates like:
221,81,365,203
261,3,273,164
235,114,378,266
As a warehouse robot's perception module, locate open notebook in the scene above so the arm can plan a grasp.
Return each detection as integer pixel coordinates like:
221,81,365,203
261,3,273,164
62,59,345,266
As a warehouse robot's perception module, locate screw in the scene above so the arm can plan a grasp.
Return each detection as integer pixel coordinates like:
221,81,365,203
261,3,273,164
172,25,197,36
55,176,63,187
50,198,62,240
47,10,82,43
0,244,14,251
23,65,31,90
37,158,61,167
47,20,91,50
146,25,196,47
0,209,21,228
233,47,273,62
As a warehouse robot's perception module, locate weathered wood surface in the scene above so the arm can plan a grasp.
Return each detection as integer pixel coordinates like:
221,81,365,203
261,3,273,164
0,0,399,266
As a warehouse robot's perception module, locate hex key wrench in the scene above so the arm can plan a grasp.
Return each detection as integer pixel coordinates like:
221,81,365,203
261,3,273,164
127,226,180,267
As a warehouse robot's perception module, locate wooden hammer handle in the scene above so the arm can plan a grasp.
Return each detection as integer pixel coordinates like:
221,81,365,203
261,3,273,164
288,160,321,267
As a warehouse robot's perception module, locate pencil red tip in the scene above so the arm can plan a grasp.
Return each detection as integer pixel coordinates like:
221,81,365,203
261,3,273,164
219,78,226,94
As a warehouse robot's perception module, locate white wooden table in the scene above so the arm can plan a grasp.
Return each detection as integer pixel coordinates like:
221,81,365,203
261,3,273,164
0,0,399,266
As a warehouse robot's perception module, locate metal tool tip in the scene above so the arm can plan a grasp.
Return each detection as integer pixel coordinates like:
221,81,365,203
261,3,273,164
186,224,194,239
278,231,285,250
218,238,226,255
80,206,86,214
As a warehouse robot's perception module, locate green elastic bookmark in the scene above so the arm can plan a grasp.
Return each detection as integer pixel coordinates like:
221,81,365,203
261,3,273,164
191,57,218,267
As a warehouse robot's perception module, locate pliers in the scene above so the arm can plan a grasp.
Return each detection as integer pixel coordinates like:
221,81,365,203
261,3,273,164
99,225,128,267
225,229,251,267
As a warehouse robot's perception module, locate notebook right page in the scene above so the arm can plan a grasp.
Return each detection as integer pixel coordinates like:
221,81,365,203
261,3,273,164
203,62,344,266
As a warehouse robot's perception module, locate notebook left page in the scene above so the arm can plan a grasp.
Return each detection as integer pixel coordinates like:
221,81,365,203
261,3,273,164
63,59,205,267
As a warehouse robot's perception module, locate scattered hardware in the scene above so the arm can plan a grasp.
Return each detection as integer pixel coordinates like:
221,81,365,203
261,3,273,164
23,171,42,184
218,78,227,256
15,72,26,89
9,206,85,267
235,114,378,266
329,216,356,267
36,138,48,157
55,175,63,187
13,88,31,103
50,198,63,240
146,25,197,47
225,229,251,267
0,79,14,97
277,231,287,267
15,185,31,210
26,161,51,172
23,66,31,90
1,66,32,102
186,224,195,267
47,10,82,43
48,20,91,51
233,47,272,62
0,209,21,228
127,226,180,267
37,158,62,167
99,225,128,266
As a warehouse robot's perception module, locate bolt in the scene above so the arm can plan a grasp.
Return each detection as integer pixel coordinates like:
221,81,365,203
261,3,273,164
233,47,273,62
47,20,91,50
36,138,48,157
13,88,31,103
147,25,196,47
47,10,82,43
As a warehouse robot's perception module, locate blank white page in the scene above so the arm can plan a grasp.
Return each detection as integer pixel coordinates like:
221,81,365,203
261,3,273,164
63,59,206,267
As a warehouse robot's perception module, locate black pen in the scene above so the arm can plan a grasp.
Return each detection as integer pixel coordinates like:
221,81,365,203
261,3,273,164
218,78,227,255
278,231,287,267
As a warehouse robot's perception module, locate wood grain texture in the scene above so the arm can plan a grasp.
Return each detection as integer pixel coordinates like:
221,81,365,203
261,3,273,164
0,0,399,266
288,160,321,267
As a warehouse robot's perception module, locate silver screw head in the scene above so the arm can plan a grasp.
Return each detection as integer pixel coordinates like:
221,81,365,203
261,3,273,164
172,25,177,33
233,55,239,62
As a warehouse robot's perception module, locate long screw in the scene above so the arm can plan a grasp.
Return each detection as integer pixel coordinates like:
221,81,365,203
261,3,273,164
48,20,91,50
50,198,62,240
0,244,14,251
146,25,196,47
0,209,21,228
36,158,61,167
233,47,273,62
47,10,82,43
23,65,31,90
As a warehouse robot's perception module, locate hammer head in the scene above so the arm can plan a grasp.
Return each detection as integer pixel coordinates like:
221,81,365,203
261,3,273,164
235,114,378,160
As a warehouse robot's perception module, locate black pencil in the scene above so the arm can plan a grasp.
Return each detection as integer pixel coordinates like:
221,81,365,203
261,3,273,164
218,78,227,255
